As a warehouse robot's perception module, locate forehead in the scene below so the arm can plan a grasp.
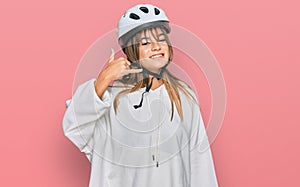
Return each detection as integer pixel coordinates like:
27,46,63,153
139,27,165,38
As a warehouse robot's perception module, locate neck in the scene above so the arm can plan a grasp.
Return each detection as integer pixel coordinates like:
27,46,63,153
143,68,163,79
148,75,164,90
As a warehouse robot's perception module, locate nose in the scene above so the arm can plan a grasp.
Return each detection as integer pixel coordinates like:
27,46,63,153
151,42,161,51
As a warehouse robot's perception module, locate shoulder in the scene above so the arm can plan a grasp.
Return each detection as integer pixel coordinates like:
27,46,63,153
177,81,198,102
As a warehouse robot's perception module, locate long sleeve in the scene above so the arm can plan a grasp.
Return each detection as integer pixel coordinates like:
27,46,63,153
62,79,112,161
189,103,219,187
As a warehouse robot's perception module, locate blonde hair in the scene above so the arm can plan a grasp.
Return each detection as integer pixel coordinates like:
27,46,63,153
113,26,196,121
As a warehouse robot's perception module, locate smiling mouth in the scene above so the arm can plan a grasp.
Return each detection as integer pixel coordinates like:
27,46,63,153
149,53,164,59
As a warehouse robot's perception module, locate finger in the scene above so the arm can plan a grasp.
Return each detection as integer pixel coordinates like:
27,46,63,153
124,68,143,74
125,59,131,66
116,57,130,65
109,48,115,63
116,58,131,67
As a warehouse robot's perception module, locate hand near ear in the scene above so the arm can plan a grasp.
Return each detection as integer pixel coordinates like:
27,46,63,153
94,48,143,99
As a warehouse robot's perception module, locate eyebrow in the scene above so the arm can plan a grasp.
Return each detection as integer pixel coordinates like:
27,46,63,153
139,34,165,41
140,37,149,40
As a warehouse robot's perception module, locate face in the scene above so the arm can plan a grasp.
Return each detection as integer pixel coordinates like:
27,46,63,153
138,27,170,74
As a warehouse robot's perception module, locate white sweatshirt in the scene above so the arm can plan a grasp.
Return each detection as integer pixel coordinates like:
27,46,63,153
62,79,218,187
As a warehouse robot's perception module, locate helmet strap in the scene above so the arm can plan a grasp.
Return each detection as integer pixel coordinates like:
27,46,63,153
133,62,169,109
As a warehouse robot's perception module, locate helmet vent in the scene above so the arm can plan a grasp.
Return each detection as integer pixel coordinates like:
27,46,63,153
129,13,140,20
154,8,160,15
139,7,149,13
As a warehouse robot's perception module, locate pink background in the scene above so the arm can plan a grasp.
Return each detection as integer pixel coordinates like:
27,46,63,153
0,0,299,186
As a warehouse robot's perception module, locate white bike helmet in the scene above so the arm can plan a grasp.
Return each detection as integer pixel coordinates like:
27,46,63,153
117,4,171,47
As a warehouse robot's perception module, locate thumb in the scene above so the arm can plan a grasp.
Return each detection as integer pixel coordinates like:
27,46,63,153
109,48,115,63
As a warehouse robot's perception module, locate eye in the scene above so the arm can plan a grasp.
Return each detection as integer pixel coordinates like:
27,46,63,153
141,41,150,45
140,39,150,45
158,36,166,42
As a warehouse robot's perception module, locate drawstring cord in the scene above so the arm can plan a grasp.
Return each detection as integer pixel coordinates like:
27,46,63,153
155,122,161,167
131,64,167,167
150,88,162,167
150,126,161,167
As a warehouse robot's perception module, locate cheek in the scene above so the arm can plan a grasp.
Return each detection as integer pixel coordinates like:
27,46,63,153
162,44,170,52
164,48,170,58
138,48,144,58
139,47,150,59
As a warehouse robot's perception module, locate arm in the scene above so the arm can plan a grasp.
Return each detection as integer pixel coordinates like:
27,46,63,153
62,79,112,161
189,103,219,187
62,49,142,161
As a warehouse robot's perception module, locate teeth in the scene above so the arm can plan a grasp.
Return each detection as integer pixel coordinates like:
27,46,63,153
150,54,163,58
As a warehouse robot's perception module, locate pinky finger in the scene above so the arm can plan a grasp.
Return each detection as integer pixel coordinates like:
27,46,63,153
125,68,143,74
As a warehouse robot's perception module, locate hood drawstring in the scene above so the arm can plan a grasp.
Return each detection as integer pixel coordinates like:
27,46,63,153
151,129,160,167
155,122,161,167
150,88,162,168
131,63,167,167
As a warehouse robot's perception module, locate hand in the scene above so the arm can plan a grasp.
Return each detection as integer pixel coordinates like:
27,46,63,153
103,48,143,81
94,48,142,98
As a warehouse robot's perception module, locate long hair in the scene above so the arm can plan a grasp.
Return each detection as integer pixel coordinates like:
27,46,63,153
113,26,196,121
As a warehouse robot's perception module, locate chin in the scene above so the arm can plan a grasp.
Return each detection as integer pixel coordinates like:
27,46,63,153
151,58,168,66
140,58,169,72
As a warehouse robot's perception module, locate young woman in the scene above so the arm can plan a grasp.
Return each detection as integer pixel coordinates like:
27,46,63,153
63,4,218,187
